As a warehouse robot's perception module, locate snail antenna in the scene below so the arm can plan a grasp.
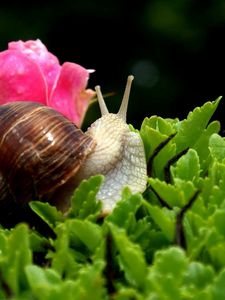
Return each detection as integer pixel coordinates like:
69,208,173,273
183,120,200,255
117,75,134,122
95,85,109,116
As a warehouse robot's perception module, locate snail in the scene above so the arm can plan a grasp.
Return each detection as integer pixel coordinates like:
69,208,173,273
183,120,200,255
0,75,147,221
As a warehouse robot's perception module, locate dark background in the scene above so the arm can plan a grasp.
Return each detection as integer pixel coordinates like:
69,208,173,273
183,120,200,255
1,0,225,130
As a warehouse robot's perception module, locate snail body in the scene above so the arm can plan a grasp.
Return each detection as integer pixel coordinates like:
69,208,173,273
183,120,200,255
0,76,147,219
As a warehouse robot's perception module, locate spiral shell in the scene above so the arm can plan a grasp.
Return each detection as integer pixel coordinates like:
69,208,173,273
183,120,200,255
0,101,95,211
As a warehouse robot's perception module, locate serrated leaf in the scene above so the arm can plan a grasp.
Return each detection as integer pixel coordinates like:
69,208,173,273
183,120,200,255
200,162,225,209
152,246,187,277
146,247,187,298
144,201,175,241
0,224,32,294
69,175,103,220
106,191,142,231
130,218,170,263
209,161,225,188
140,115,175,161
207,242,225,270
184,209,207,241
25,265,77,300
109,223,147,290
173,179,197,203
114,287,144,300
141,116,175,135
148,177,181,207
193,120,220,172
209,133,225,162
211,268,225,299
29,231,49,253
153,140,177,180
184,262,215,290
26,255,106,300
141,126,168,160
171,149,200,183
129,217,152,243
174,98,221,153
213,209,225,238
72,261,106,300
66,219,102,253
26,265,61,287
51,224,80,279
29,201,64,229
141,116,178,179
148,177,196,208
0,229,7,254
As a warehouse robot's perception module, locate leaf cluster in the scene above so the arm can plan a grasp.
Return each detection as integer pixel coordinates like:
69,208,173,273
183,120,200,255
1,98,225,299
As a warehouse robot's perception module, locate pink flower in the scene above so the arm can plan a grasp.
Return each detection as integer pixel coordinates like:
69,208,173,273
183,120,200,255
0,39,95,126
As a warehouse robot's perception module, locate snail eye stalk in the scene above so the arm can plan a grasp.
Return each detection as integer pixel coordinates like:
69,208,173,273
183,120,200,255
95,85,109,116
95,75,134,121
117,75,134,122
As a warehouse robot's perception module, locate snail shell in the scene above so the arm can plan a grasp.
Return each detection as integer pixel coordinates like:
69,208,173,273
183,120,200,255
0,101,95,215
0,76,147,224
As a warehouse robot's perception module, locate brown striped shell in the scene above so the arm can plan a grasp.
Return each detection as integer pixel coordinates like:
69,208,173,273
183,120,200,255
0,101,95,214
0,76,147,225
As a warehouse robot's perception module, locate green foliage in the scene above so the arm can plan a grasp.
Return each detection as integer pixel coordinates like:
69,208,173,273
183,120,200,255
0,224,31,295
2,99,225,299
29,202,64,229
68,175,103,221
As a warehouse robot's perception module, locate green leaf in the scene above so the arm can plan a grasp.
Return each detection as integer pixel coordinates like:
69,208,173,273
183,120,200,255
173,98,221,153
71,260,107,300
171,149,200,183
51,224,80,279
209,133,225,162
207,242,225,270
114,287,144,300
130,217,170,263
69,175,103,220
213,209,225,238
29,231,49,253
141,126,168,160
106,190,142,232
0,228,8,254
146,247,188,298
148,177,196,208
141,116,175,136
66,219,102,253
26,260,106,300
109,223,147,290
184,262,215,289
26,265,61,288
140,115,175,160
149,177,181,207
129,217,152,246
29,201,64,229
209,160,225,189
153,141,177,180
0,224,32,294
174,179,197,203
193,120,220,172
211,269,225,299
184,211,210,259
144,201,175,241
152,246,187,277
200,161,225,209
140,116,177,179
25,265,76,300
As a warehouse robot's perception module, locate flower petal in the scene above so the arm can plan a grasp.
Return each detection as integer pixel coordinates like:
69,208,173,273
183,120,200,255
0,50,47,104
9,40,61,97
49,62,94,126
